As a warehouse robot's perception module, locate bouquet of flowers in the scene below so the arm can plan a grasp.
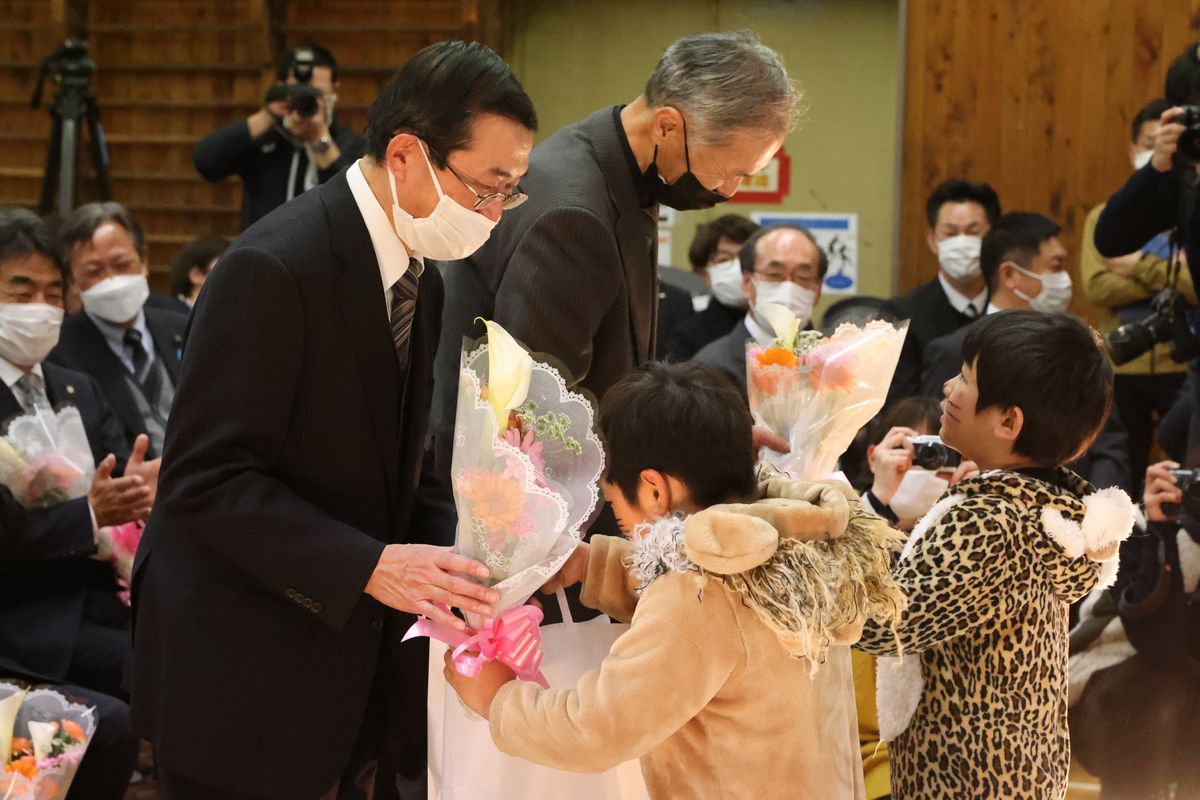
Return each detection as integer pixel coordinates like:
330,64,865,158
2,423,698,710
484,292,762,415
0,684,96,800
406,320,604,686
0,407,93,509
747,304,908,481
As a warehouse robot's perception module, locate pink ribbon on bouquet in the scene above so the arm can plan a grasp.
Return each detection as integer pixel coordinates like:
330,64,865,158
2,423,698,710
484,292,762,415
403,604,550,688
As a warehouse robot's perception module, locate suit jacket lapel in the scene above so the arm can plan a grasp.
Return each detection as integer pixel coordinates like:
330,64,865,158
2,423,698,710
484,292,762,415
0,382,22,430
322,172,401,509
69,314,145,439
582,108,657,363
145,309,184,384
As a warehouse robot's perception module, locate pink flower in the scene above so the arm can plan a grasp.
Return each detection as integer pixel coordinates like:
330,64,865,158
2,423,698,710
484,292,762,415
503,428,548,485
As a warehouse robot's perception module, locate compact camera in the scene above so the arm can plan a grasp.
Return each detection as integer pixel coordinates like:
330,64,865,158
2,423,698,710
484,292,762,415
1168,468,1200,519
908,435,962,472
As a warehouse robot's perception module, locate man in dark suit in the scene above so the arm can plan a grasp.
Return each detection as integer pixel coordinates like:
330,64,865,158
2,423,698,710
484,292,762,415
130,42,536,799
48,202,188,458
884,178,1001,404
694,222,827,394
921,211,1131,493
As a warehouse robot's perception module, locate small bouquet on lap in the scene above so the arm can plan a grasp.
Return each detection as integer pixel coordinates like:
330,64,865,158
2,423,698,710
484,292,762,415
0,683,96,800
406,320,604,685
746,303,908,481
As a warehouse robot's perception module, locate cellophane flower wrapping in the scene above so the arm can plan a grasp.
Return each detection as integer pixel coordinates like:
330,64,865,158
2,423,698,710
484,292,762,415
452,325,604,629
0,407,93,509
0,683,96,800
747,313,909,481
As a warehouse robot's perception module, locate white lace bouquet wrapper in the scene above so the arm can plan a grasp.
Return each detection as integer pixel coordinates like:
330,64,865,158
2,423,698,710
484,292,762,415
747,318,909,481
0,406,94,509
451,334,604,630
0,683,96,800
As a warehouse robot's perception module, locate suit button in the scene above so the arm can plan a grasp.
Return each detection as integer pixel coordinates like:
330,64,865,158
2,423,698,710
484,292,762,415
302,598,312,609
371,616,383,631
312,602,322,614
286,589,297,600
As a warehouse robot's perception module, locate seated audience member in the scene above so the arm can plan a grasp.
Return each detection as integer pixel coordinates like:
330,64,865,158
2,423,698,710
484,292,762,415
168,235,228,313
856,310,1134,800
49,202,189,457
1081,98,1195,491
445,362,900,800
655,279,696,362
1069,457,1200,799
193,43,367,230
883,178,1001,404
665,214,760,360
693,222,827,393
921,212,1132,493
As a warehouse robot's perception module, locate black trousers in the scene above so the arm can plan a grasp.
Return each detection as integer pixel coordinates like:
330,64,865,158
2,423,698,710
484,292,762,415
53,683,137,800
1113,372,1187,493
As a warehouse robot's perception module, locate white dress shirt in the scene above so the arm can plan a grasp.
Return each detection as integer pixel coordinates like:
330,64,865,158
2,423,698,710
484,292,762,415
346,159,424,314
0,356,44,395
743,312,778,346
937,273,988,318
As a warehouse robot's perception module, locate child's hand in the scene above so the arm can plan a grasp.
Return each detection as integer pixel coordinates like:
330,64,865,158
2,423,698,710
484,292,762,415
540,542,590,594
443,651,516,719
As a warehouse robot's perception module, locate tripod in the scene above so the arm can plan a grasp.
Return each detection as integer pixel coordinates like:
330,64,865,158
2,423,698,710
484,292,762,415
32,40,113,218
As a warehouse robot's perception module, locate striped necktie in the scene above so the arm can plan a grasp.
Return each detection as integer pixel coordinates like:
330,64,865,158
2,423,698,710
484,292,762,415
390,259,421,372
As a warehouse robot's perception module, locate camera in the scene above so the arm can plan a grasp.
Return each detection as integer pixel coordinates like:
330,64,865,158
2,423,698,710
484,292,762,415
1168,469,1200,519
264,46,321,118
1106,288,1199,366
31,39,96,109
908,435,962,471
1175,105,1200,165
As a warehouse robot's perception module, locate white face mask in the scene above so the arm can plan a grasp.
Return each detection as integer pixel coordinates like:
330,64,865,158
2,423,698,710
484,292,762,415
0,303,64,368
707,258,748,309
937,234,983,281
388,142,497,261
1133,149,1154,171
81,273,149,324
889,468,950,521
753,280,817,330
1012,264,1073,314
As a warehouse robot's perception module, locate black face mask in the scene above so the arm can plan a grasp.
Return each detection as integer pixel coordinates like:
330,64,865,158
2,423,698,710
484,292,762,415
646,119,730,211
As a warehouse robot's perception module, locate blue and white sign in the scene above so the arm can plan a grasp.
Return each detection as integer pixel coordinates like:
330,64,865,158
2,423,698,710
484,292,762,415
750,212,859,295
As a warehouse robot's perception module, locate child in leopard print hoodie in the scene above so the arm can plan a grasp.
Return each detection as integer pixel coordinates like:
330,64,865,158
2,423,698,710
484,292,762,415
856,310,1136,800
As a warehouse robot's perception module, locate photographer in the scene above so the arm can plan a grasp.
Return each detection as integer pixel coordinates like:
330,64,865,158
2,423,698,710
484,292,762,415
1095,43,1200,465
193,44,366,230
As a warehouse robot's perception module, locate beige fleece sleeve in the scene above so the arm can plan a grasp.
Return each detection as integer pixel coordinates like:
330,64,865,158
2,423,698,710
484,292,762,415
489,573,743,773
578,534,639,623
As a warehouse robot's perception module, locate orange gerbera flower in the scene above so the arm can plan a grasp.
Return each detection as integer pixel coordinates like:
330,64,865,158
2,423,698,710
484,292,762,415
61,719,86,741
10,737,32,756
755,347,798,369
462,470,524,531
5,755,37,778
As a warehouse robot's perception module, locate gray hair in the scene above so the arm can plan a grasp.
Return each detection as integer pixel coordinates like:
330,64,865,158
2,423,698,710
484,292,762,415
644,31,801,147
57,201,145,265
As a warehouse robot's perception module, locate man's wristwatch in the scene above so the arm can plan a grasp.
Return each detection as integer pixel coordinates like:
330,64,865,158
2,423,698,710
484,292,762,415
310,134,333,154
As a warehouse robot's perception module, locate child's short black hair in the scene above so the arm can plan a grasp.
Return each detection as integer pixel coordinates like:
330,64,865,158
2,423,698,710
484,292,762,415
962,310,1113,467
600,362,756,508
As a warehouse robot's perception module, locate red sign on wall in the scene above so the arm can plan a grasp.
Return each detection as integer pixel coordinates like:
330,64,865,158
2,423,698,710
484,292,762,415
729,146,791,204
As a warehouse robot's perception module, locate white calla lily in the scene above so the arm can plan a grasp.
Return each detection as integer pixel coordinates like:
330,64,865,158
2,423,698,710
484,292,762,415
28,719,57,761
0,687,23,765
483,319,533,433
759,303,801,349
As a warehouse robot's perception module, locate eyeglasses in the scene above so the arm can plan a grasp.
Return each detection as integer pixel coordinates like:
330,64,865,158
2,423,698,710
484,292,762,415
753,269,821,291
440,158,528,212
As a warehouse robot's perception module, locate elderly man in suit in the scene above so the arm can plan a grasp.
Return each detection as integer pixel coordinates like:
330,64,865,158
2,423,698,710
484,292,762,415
48,202,189,457
883,178,1002,404
130,41,536,799
694,222,827,394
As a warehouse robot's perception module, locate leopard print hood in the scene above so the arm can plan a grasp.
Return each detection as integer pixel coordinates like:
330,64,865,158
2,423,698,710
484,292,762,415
913,467,1135,600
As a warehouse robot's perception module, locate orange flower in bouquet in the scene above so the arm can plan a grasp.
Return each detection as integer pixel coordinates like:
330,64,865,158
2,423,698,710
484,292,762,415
460,470,525,532
755,347,799,369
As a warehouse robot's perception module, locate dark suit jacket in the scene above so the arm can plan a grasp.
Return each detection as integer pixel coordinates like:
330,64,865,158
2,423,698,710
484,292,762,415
48,306,188,454
129,170,452,796
919,316,1133,494
693,318,753,394
667,296,744,362
145,291,191,316
882,277,983,404
0,362,133,683
439,106,659,408
656,281,695,362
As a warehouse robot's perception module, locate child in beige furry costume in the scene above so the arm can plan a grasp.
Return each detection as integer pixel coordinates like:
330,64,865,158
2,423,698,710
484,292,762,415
445,362,904,800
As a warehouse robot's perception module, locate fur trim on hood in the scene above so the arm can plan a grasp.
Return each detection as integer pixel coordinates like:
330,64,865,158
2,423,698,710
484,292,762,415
628,468,907,672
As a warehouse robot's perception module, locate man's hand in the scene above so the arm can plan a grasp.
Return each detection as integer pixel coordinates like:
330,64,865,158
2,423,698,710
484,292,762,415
443,651,515,720
1145,459,1182,522
365,544,498,631
869,426,916,506
286,101,329,146
1106,252,1142,279
752,426,790,455
1151,107,1185,173
88,454,152,528
123,434,160,509
540,542,590,594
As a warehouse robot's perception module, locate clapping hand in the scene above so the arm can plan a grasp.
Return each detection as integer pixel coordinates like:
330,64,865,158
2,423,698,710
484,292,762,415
88,453,152,528
365,544,499,631
124,434,160,509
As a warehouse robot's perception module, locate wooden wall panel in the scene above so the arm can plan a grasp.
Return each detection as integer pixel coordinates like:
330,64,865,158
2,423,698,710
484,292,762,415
899,0,1200,316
